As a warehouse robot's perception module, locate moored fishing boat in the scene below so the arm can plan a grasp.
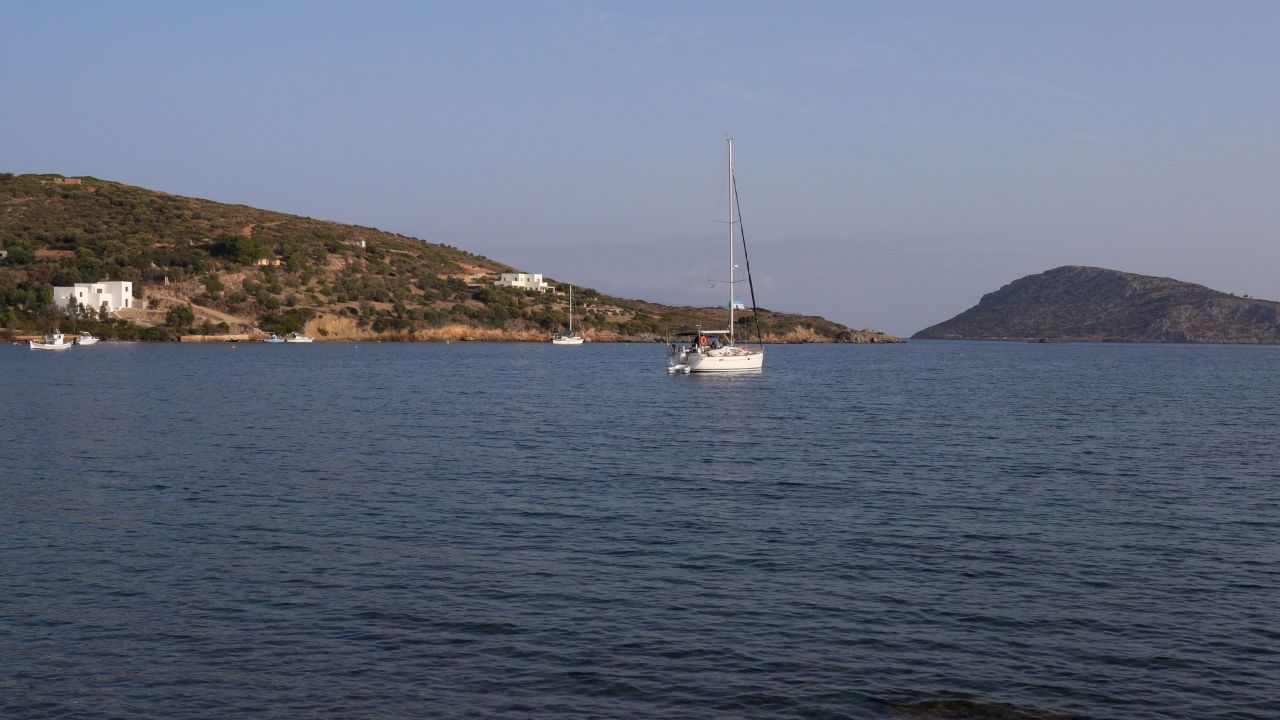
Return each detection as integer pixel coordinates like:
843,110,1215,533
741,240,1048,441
30,331,74,351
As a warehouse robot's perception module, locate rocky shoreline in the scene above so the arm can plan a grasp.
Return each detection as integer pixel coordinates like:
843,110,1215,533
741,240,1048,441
7,324,904,344
173,324,904,343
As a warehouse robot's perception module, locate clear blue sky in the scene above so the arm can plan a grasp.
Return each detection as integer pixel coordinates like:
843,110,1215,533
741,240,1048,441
4,1,1277,335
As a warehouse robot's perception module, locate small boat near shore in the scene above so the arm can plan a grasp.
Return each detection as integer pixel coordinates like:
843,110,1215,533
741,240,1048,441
285,332,314,343
30,331,74,351
75,332,100,346
262,332,286,343
551,285,584,345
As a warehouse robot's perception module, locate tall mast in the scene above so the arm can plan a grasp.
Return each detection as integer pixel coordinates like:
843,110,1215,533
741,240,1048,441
727,137,735,341
569,285,573,334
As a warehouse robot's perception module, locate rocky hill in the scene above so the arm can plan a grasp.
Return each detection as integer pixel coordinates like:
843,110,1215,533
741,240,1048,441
0,173,900,343
913,265,1280,343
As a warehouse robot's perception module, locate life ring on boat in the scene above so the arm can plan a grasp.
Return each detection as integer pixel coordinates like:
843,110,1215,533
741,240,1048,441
698,335,707,346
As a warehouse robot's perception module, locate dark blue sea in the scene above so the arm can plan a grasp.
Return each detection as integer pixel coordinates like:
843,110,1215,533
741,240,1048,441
2,341,1277,719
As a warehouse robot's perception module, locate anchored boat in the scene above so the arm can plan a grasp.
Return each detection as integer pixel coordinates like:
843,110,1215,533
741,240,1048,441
30,331,74,351
667,138,765,373
551,285,585,345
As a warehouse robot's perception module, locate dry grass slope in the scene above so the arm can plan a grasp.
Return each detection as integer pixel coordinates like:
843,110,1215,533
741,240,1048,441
0,173,901,343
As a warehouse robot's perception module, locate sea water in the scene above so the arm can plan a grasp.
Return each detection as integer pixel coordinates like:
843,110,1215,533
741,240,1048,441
1,341,1277,719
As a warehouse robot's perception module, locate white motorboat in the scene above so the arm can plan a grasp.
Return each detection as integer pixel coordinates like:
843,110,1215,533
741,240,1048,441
30,331,74,351
285,332,314,343
551,285,585,345
75,332,100,346
667,138,765,373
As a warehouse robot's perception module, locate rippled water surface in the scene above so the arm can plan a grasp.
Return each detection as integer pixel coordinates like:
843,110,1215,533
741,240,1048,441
2,341,1278,719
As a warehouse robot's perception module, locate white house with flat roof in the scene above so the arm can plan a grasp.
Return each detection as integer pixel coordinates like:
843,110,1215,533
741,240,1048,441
493,272,551,292
53,280,134,314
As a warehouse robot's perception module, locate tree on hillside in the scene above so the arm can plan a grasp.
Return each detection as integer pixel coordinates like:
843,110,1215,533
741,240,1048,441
209,233,268,264
165,304,195,328
1,246,34,266
259,308,314,335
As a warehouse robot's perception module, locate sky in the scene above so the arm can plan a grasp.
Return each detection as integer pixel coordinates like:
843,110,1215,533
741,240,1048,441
3,1,1278,336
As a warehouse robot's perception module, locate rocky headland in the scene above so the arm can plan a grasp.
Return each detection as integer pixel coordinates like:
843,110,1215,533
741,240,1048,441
914,266,1280,343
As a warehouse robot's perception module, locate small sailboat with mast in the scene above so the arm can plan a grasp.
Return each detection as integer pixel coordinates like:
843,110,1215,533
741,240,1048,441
551,284,585,345
667,137,765,373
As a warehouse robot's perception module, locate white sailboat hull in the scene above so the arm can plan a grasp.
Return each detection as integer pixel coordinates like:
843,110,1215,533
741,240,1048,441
551,336,584,345
669,346,764,372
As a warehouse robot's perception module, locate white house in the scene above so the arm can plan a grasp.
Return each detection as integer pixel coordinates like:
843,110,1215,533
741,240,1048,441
493,272,551,292
53,280,134,314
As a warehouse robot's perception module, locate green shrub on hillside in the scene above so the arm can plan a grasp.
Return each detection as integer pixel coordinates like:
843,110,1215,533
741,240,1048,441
259,308,314,334
166,304,195,328
209,234,268,264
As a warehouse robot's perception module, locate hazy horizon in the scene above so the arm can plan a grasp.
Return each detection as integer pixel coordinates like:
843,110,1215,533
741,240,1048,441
4,2,1277,336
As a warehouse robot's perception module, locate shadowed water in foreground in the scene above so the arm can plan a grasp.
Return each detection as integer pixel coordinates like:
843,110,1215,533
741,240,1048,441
1,341,1277,719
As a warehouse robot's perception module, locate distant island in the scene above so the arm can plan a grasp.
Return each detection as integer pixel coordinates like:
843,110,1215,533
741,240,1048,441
913,265,1280,344
0,173,900,343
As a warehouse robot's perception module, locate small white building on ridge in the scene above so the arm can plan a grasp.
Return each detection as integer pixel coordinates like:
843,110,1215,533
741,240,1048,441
494,272,551,292
53,280,134,314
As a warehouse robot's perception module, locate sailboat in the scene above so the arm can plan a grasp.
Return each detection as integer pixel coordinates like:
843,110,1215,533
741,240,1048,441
551,284,585,345
667,138,765,373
